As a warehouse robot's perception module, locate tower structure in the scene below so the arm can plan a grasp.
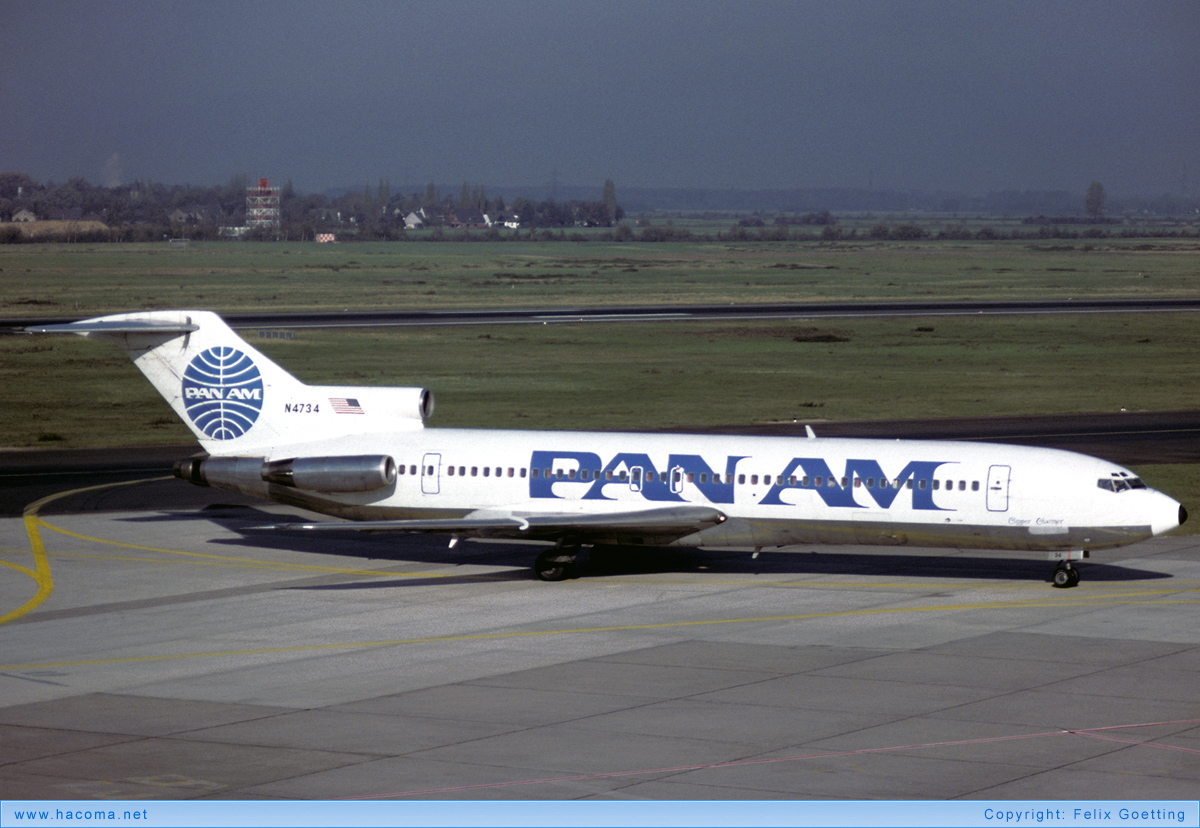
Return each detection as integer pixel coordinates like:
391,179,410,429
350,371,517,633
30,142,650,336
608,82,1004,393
246,178,281,231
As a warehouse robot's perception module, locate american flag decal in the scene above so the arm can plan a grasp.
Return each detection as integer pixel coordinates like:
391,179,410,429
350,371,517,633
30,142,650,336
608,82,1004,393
330,397,364,414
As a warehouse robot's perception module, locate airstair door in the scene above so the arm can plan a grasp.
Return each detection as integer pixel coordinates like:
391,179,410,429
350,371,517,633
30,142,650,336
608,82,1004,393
986,465,1010,512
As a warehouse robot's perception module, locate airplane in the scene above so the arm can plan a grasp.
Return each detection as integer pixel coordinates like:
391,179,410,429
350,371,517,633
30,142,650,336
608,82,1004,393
28,310,1187,588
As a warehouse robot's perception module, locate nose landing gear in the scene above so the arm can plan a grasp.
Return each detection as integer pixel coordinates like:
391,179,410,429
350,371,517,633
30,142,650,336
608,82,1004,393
1050,549,1089,588
1052,562,1080,588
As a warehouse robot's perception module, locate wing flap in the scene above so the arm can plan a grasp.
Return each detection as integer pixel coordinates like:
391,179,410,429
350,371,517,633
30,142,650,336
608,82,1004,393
255,505,726,540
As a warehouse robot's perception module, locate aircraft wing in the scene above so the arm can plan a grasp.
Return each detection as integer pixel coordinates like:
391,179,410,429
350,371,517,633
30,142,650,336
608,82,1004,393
255,505,726,541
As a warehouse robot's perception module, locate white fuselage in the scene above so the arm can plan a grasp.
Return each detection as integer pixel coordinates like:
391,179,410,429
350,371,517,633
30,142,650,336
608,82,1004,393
229,428,1182,552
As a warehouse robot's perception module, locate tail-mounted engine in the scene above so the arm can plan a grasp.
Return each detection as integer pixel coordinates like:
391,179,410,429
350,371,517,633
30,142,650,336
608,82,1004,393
175,454,397,493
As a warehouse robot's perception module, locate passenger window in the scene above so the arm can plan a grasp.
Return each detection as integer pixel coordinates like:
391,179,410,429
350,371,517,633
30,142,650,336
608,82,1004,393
972,481,980,491
751,475,759,485
918,479,927,490
520,468,527,478
471,467,478,477
738,474,746,484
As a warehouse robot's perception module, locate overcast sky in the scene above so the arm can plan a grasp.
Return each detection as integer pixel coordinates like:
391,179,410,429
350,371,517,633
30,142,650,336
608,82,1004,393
3,1,1197,196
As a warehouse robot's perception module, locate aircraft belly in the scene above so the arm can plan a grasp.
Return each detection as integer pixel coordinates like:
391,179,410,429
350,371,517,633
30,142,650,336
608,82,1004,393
683,516,1154,552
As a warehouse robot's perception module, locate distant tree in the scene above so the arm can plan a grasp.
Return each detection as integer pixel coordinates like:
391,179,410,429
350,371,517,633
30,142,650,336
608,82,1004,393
1085,181,1106,219
423,182,440,211
0,172,37,200
601,178,623,224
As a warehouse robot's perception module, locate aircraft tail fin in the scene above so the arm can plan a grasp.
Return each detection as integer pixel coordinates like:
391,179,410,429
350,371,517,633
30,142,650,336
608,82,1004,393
28,311,432,453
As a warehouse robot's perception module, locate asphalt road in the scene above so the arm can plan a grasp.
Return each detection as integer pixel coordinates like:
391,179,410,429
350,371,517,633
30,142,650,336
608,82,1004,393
5,297,1200,331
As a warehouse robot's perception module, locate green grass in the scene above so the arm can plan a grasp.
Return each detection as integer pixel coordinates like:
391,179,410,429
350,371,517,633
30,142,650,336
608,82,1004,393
2,238,1198,317
7,313,1198,443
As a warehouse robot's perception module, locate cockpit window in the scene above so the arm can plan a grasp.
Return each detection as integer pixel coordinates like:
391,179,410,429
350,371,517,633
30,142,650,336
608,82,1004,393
1098,475,1148,493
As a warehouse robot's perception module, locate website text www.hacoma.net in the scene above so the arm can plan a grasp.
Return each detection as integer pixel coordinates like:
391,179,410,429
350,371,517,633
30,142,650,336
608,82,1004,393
11,809,148,822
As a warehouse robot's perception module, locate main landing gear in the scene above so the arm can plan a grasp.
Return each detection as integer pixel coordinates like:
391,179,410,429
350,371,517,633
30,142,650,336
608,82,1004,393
534,542,583,582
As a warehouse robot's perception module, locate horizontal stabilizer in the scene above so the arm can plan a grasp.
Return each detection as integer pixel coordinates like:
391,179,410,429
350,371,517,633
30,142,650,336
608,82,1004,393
253,505,727,540
25,319,199,336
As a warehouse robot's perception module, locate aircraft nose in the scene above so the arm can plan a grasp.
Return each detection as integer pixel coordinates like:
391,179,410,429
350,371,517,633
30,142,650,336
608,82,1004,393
1151,494,1186,536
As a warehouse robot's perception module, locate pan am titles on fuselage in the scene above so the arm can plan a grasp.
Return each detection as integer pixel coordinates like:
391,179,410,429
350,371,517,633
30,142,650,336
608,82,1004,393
28,311,1186,587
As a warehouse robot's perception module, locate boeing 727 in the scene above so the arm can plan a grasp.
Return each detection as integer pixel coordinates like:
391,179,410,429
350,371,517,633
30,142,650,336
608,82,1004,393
29,310,1186,587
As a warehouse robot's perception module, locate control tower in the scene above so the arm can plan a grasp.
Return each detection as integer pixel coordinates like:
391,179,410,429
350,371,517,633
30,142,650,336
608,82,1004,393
246,178,281,230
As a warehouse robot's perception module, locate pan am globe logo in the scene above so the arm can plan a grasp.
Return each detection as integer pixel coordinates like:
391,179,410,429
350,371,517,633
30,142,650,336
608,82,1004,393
181,347,264,440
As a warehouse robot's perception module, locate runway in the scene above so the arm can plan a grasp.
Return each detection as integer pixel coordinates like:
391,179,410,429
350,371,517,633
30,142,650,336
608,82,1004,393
2,448,1199,799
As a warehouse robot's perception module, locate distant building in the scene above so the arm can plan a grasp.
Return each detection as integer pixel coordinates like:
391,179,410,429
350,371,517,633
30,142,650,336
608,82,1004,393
13,209,37,222
446,210,486,229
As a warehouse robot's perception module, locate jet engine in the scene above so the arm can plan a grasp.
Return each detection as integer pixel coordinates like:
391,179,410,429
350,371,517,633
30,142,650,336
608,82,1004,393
175,454,397,493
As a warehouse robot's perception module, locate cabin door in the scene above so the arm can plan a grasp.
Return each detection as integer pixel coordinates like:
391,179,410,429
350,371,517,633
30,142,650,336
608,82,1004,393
986,465,1011,512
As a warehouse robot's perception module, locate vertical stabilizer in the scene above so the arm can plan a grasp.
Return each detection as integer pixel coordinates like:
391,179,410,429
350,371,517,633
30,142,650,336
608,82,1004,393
30,310,433,453
30,311,308,452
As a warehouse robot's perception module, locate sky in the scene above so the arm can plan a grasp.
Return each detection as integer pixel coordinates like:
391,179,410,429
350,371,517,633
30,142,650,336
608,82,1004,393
3,1,1197,197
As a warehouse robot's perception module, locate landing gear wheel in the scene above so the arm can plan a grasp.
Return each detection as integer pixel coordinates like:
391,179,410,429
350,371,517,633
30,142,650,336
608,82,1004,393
534,548,578,582
1052,564,1080,588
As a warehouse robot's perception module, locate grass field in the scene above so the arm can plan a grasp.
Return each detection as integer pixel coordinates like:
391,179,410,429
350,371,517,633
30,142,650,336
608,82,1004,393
7,313,1197,441
2,239,1196,529
2,238,1198,317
